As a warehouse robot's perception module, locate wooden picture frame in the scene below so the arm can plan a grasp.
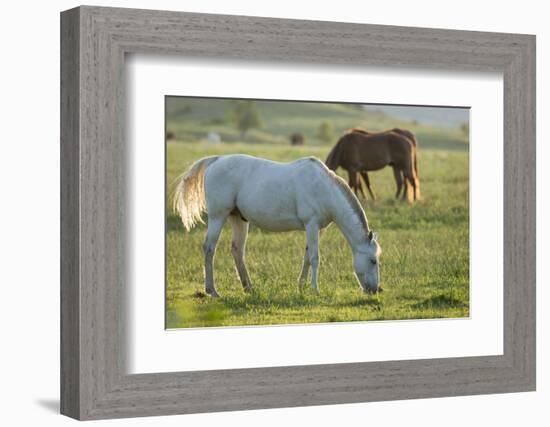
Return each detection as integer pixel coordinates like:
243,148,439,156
60,5,536,420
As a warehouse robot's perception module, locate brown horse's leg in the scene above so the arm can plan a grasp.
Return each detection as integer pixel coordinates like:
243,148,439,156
401,170,409,201
347,171,355,194
348,171,357,194
403,170,417,201
356,172,367,199
360,171,376,200
414,173,421,200
348,170,362,198
392,166,403,199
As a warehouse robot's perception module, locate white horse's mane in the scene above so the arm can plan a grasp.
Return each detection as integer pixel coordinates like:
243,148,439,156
316,161,370,234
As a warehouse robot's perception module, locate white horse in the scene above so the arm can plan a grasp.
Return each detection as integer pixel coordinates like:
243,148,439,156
173,154,381,297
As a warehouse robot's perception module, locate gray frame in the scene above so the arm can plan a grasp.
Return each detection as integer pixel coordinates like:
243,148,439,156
61,5,536,420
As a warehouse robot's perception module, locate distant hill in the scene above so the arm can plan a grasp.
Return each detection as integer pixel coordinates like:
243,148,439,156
363,105,469,129
166,97,469,150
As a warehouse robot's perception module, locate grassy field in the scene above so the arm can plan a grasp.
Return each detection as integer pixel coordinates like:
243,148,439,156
166,141,469,329
166,97,468,151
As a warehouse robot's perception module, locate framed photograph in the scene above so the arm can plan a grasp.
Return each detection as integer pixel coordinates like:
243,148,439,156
61,6,536,420
164,97,470,330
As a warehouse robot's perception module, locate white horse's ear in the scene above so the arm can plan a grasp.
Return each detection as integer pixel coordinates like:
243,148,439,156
373,232,378,242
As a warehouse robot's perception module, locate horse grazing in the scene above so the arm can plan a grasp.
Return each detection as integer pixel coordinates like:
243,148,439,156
325,129,420,201
349,128,419,199
173,155,381,297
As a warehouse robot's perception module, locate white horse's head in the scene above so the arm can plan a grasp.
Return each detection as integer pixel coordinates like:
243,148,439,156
352,230,381,293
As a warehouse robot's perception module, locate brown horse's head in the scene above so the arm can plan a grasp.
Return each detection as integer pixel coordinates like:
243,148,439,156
325,131,358,170
325,143,340,170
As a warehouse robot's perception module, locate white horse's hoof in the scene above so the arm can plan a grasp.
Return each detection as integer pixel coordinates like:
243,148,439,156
363,287,383,295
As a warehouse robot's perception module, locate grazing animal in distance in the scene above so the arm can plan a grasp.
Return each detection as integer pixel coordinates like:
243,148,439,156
173,155,381,298
326,129,420,201
290,133,305,145
345,128,419,199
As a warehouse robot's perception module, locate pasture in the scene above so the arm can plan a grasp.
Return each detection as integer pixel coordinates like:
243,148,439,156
166,140,469,329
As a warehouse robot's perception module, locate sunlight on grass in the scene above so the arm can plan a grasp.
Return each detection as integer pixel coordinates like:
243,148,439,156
165,141,469,328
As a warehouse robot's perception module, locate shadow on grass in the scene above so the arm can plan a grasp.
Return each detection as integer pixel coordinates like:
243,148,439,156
219,291,321,311
334,297,382,310
410,293,467,310
197,288,384,318
167,289,385,328
171,287,383,315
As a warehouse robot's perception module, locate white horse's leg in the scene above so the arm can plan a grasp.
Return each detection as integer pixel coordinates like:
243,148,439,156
203,216,227,297
228,215,253,293
297,245,310,289
305,222,320,293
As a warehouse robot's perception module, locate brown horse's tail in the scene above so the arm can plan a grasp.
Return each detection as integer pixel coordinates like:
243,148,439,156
393,128,419,179
414,150,419,180
411,146,421,200
409,133,419,180
325,136,344,170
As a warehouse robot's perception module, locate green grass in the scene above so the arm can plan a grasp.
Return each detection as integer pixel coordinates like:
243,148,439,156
166,140,469,328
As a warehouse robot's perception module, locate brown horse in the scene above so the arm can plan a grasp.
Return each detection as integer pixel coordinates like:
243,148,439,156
345,128,419,199
326,129,420,201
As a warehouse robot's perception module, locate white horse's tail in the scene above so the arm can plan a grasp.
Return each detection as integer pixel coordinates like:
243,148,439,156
173,156,219,231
